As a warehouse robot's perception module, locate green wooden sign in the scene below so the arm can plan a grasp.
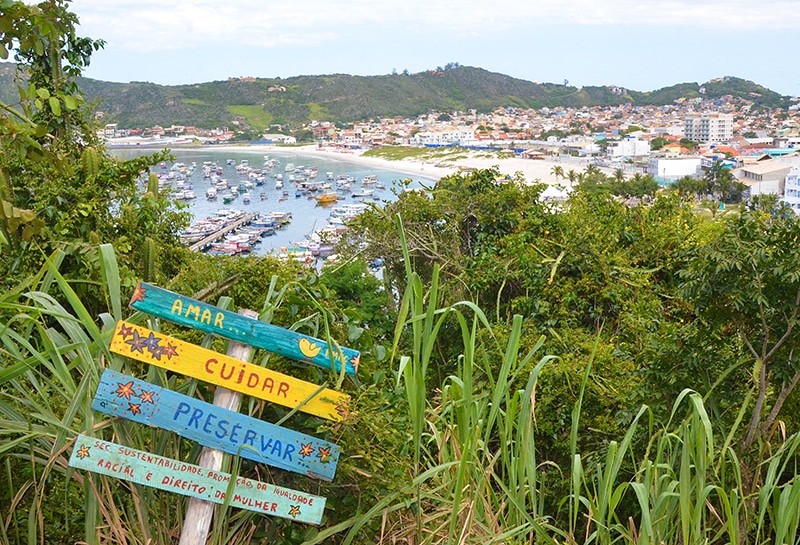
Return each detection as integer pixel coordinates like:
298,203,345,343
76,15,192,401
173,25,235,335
128,282,359,375
69,434,326,525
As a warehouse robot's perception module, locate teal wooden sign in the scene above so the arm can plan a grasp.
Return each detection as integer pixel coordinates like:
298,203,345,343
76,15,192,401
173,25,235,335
69,434,326,525
128,282,359,375
92,369,341,480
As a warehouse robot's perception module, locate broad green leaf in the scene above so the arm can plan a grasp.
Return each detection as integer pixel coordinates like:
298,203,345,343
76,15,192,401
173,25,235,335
63,95,78,110
48,96,61,116
36,87,50,99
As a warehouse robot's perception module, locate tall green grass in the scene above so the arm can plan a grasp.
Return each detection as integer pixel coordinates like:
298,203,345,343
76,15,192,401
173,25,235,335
307,215,800,545
0,246,306,544
3,233,800,545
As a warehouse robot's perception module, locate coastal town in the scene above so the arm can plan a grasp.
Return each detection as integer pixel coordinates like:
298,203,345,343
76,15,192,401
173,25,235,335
8,1,800,543
103,87,800,209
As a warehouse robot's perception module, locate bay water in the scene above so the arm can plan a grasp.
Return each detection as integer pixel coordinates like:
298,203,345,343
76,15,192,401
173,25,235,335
110,146,435,256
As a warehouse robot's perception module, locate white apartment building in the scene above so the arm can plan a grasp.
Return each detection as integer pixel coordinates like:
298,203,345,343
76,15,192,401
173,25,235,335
410,129,475,146
606,136,651,158
684,113,734,143
647,157,703,182
782,167,800,212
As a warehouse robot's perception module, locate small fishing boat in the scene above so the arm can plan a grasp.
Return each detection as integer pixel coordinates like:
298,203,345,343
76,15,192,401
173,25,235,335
315,191,339,204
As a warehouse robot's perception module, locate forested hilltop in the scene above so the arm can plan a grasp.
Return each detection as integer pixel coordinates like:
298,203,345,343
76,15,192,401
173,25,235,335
0,61,790,129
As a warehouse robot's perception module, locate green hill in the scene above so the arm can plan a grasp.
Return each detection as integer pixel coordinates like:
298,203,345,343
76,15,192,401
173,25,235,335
0,63,791,129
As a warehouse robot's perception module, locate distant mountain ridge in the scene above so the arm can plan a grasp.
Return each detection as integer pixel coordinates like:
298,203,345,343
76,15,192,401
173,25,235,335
0,63,790,130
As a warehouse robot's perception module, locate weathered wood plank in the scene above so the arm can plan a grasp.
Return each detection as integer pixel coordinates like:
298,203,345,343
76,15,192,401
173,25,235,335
68,434,325,525
181,308,255,545
128,282,359,375
93,369,341,481
108,321,350,421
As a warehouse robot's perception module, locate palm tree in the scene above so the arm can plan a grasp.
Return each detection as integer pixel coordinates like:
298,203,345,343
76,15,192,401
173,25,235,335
551,165,564,181
566,169,578,187
612,168,625,183
584,164,601,177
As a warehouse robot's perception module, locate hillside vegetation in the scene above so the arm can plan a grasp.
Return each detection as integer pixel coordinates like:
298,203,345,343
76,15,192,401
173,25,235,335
6,4,800,542
0,62,790,130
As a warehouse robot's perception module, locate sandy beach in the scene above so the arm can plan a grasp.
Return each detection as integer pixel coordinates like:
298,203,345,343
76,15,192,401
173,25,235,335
210,143,600,186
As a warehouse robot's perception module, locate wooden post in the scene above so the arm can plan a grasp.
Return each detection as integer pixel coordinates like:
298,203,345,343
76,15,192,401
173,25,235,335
179,308,258,545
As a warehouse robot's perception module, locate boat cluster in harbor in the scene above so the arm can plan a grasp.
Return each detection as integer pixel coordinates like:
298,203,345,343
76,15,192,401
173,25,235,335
153,155,389,210
179,208,293,257
144,152,406,261
276,202,370,265
154,162,199,200
177,201,370,262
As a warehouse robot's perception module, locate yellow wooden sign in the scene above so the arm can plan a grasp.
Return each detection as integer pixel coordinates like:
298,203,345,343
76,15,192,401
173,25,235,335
109,321,349,421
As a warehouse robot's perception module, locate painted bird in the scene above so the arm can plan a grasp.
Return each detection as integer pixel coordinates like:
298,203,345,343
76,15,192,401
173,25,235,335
298,338,322,359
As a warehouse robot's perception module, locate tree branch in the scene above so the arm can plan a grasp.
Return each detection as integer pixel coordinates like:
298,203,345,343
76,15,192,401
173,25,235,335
762,366,800,441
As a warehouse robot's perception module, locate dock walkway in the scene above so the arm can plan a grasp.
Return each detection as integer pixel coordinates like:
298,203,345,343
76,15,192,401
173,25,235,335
188,212,261,252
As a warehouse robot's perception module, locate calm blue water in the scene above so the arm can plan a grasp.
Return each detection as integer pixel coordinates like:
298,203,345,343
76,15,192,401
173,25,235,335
110,146,436,255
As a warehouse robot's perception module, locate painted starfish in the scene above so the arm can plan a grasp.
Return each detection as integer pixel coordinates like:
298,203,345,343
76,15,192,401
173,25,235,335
118,323,134,339
138,390,155,404
114,381,136,401
316,446,332,463
130,284,147,304
125,330,148,354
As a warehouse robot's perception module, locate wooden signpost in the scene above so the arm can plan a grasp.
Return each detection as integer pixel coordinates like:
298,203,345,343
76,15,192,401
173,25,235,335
68,434,326,525
70,283,360,538
128,282,360,375
108,320,350,421
92,369,342,480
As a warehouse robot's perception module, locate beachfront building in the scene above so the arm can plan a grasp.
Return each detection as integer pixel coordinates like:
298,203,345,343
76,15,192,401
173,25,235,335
647,157,704,183
410,128,476,146
606,136,651,158
261,133,297,144
684,113,734,144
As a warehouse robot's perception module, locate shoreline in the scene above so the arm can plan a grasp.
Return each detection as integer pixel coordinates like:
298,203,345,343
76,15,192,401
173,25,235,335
110,140,606,185
212,143,457,183
212,143,585,185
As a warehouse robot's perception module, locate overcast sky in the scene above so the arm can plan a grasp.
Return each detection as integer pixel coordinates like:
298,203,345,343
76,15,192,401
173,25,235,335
69,0,800,96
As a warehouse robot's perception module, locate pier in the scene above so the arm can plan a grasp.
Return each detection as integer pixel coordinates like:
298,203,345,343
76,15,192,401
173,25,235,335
188,212,261,252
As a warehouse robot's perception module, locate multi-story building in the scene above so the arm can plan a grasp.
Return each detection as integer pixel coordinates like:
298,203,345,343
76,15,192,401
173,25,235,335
684,113,734,143
647,157,704,182
606,136,651,158
781,167,800,212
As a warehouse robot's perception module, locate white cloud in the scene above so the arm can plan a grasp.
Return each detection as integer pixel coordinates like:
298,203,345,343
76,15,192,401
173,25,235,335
70,0,800,53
